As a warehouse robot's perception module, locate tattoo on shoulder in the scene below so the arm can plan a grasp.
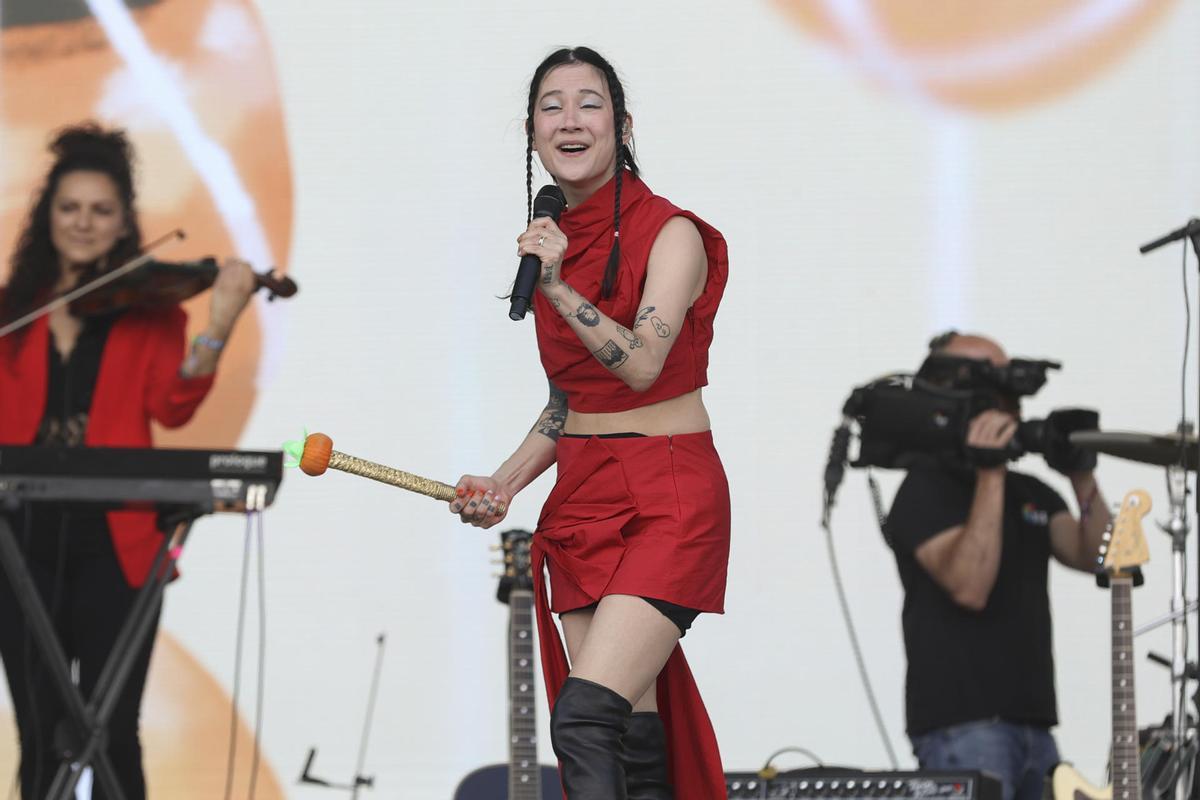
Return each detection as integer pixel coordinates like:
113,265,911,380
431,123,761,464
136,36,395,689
569,301,600,327
534,381,568,441
616,325,643,349
633,306,655,328
593,340,628,369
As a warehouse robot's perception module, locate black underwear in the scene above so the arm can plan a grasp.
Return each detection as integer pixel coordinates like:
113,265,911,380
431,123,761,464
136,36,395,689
562,598,701,637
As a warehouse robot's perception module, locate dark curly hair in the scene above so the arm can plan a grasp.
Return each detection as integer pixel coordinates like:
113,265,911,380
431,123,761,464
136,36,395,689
524,47,638,299
0,122,142,328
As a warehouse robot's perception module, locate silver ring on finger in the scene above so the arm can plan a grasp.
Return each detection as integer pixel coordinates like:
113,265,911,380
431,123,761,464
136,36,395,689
538,235,546,246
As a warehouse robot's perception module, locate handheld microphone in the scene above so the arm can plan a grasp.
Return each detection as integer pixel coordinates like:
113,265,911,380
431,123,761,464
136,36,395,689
509,185,567,321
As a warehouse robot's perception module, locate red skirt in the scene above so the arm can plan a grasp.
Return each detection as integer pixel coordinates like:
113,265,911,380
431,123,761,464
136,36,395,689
532,431,730,799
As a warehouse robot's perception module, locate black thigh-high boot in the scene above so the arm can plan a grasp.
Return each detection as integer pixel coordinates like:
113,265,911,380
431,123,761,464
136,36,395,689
550,677,632,799
623,712,673,799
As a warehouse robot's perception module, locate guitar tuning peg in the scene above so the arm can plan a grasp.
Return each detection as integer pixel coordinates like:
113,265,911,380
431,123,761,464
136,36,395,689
1099,544,1108,555
490,558,505,565
1102,530,1112,541
488,545,502,552
491,572,504,579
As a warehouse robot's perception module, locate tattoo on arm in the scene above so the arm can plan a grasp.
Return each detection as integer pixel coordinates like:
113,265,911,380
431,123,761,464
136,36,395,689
568,302,600,327
616,325,643,349
593,340,628,370
632,305,670,338
540,263,556,285
533,381,568,441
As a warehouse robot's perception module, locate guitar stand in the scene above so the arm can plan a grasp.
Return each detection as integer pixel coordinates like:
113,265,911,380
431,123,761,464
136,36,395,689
0,508,199,800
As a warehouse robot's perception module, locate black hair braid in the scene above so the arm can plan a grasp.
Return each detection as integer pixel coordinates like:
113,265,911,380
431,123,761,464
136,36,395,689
602,151,624,299
525,131,534,225
600,60,627,299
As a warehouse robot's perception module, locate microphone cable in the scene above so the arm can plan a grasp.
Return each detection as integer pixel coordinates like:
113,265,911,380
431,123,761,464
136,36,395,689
224,507,270,800
820,425,900,768
249,509,268,800
223,512,254,800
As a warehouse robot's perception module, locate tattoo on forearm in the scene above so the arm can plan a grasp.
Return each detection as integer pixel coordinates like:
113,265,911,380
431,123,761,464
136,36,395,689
569,301,600,327
593,340,628,369
540,263,555,285
533,381,568,441
633,306,655,328
616,325,643,349
651,316,671,338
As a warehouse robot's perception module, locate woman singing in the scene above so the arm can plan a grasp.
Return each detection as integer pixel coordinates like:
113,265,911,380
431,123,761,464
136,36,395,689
450,47,730,799
0,123,255,799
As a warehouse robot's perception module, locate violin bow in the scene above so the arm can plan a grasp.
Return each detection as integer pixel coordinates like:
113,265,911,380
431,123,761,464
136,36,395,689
0,229,184,339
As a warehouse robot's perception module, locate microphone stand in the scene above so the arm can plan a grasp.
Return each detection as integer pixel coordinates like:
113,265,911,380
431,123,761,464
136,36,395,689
298,633,386,798
1140,220,1200,800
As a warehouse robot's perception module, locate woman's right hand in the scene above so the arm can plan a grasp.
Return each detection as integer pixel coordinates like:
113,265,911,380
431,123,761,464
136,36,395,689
449,475,512,529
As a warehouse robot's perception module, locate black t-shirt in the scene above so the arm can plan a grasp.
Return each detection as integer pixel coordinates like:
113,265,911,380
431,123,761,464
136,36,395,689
885,466,1069,736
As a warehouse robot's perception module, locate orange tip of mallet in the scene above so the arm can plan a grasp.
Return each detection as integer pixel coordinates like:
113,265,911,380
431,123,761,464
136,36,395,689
300,432,334,476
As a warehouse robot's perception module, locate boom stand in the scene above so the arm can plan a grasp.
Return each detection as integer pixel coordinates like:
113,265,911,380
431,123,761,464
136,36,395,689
1141,219,1200,800
1163,463,1192,800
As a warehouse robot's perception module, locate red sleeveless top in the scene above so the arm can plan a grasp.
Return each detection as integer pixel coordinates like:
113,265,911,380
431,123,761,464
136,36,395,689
532,172,728,411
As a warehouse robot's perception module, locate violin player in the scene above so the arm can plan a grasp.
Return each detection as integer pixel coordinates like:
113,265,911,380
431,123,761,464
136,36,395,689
0,122,256,799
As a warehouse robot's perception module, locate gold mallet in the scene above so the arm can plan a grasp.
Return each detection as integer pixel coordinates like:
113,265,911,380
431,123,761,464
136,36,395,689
286,432,457,502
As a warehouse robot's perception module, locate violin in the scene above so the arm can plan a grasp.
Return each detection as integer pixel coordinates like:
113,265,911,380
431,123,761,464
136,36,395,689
68,257,299,317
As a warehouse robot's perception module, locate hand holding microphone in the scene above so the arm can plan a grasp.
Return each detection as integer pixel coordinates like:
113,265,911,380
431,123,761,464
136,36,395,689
509,184,567,320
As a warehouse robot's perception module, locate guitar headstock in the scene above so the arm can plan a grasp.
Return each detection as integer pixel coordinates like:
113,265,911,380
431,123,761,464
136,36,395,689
1098,489,1151,580
496,527,534,605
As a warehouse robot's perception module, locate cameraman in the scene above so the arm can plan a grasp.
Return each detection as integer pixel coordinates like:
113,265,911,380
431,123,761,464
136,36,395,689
885,332,1110,800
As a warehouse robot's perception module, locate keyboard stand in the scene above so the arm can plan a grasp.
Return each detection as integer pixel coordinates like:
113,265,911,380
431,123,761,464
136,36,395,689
0,509,199,800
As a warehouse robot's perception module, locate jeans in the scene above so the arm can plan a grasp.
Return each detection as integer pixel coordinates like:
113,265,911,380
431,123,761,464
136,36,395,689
911,719,1060,800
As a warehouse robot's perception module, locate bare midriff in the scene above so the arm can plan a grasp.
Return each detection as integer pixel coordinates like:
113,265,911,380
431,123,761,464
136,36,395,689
563,388,710,437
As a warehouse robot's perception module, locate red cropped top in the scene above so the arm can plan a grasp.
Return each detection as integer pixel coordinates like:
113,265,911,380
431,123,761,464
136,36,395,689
532,172,728,413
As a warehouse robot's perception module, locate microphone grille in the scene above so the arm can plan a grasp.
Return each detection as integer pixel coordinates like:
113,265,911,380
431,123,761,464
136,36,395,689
532,184,566,220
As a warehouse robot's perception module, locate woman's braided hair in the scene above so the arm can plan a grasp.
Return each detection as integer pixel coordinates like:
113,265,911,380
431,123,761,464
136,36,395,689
525,47,638,299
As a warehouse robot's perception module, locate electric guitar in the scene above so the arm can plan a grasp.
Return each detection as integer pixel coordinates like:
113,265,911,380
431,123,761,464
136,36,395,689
452,528,560,800
1051,489,1152,800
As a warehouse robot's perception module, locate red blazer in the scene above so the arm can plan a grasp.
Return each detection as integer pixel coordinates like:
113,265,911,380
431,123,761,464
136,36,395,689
0,306,214,586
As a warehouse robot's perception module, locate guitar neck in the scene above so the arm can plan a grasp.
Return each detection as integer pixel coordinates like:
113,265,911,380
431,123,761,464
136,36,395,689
1111,577,1140,800
508,589,540,800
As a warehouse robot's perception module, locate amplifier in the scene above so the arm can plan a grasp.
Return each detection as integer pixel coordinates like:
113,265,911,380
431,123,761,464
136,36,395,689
724,769,1002,800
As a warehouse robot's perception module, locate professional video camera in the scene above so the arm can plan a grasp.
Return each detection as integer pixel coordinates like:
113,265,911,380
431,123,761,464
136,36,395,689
822,351,1099,524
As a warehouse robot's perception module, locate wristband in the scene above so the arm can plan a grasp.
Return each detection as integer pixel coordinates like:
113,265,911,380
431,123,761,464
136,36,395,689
193,333,225,352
